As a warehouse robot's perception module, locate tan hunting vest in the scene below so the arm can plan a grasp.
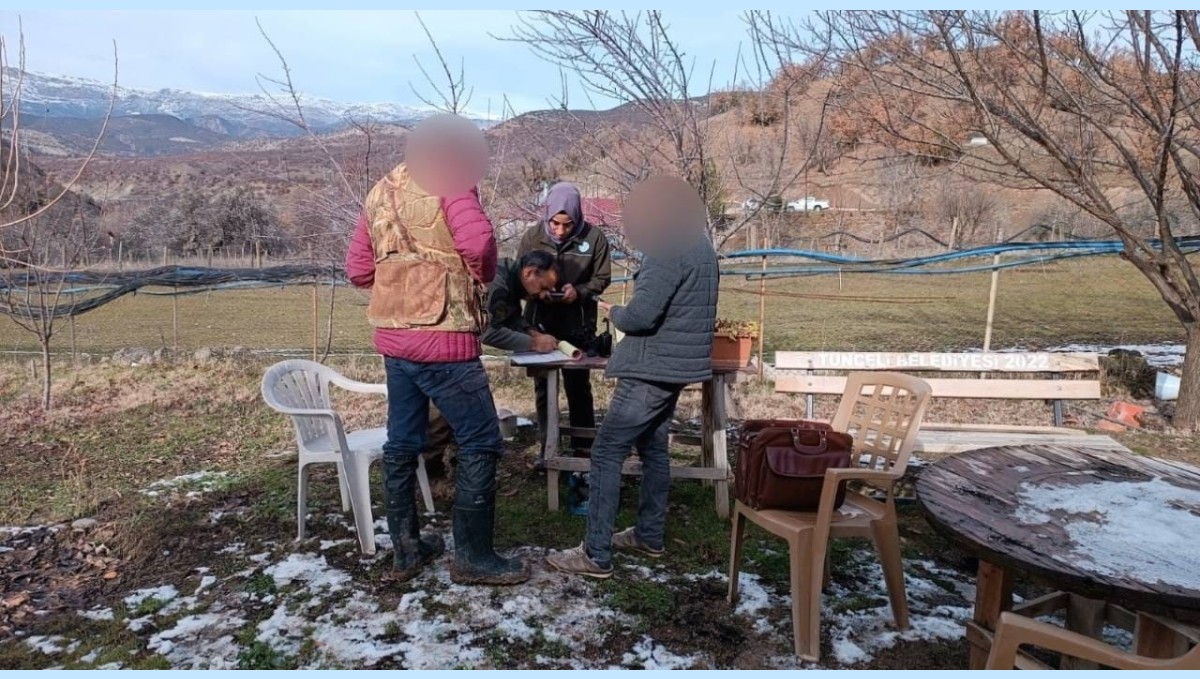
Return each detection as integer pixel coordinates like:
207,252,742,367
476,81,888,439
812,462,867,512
364,163,485,333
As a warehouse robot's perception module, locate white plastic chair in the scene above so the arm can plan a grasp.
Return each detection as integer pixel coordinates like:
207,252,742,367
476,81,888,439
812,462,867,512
260,359,434,555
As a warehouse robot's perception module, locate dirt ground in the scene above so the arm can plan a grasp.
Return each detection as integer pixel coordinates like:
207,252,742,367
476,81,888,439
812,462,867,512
0,356,1195,669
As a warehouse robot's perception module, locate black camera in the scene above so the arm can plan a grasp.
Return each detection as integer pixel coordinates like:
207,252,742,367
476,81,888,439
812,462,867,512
580,318,613,358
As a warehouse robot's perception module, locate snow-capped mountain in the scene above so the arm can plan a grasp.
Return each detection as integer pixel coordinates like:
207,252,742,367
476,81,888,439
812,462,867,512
8,69,494,152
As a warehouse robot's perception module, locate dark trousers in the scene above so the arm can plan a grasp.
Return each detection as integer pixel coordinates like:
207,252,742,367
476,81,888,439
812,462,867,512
382,357,503,463
585,378,682,566
534,369,596,454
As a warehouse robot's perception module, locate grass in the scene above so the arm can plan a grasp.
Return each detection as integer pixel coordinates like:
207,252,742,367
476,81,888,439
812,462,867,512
0,302,1195,670
0,258,1187,358
599,578,678,630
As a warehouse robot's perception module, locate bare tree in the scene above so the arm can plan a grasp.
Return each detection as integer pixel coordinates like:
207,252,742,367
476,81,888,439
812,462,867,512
935,181,997,248
500,11,837,253
0,25,114,238
758,10,1200,428
253,14,501,360
0,26,115,409
0,179,105,409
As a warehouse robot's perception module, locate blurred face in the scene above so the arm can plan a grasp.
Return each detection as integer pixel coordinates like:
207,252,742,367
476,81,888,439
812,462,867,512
623,175,705,255
520,266,559,298
405,113,489,197
547,211,575,241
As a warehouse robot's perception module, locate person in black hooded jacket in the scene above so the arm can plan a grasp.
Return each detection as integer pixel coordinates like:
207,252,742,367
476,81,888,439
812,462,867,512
517,182,612,464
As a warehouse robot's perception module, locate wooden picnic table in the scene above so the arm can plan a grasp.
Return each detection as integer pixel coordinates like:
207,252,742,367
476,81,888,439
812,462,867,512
517,356,747,519
917,444,1200,669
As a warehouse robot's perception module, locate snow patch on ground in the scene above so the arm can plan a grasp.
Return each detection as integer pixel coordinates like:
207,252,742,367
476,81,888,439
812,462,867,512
0,525,61,537
54,513,984,670
78,607,115,621
23,635,79,655
147,610,246,670
124,585,179,609
618,636,700,669
263,553,351,591
195,575,217,594
141,471,230,497
126,616,155,633
731,572,780,634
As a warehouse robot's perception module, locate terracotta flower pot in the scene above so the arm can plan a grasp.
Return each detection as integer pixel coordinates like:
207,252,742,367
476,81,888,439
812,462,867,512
712,333,754,368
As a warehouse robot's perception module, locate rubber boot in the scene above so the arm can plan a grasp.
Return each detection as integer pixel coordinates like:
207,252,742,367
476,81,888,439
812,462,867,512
383,455,444,582
449,454,530,585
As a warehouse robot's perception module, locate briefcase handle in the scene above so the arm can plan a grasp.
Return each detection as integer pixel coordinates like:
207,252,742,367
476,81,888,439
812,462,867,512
791,428,829,455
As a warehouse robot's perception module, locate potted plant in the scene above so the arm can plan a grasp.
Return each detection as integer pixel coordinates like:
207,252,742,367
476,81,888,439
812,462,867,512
712,319,759,367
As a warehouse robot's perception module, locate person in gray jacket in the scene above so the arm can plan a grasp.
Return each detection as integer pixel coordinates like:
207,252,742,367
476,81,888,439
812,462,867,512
546,176,719,578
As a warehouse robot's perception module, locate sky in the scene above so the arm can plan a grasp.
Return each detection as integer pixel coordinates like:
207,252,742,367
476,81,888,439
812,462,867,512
0,10,777,115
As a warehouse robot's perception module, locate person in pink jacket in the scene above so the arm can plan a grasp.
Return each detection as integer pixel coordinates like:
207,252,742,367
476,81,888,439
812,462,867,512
346,158,529,586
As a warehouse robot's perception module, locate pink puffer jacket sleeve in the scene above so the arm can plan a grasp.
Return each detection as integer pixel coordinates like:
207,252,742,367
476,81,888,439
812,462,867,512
442,188,497,284
345,212,376,289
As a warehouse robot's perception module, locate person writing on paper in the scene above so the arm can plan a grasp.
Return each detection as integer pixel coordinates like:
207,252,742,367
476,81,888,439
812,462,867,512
482,250,560,353
518,182,612,465
546,175,718,578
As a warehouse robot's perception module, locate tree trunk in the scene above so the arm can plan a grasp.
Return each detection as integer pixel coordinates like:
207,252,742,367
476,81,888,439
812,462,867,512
1173,324,1200,431
40,338,52,410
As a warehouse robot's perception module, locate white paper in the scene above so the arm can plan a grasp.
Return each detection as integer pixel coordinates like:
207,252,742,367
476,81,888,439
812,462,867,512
510,350,571,366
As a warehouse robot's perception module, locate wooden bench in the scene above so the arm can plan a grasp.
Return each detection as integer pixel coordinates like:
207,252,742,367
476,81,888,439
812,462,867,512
774,351,1118,456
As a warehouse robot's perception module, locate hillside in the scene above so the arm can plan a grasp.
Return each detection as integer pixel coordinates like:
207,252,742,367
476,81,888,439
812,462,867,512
21,66,1196,253
9,68,493,156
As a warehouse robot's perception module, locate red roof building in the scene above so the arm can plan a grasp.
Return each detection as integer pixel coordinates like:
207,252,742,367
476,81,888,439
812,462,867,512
582,197,622,230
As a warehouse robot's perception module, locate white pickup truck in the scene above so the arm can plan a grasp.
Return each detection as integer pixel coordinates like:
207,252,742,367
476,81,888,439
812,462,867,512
786,197,830,212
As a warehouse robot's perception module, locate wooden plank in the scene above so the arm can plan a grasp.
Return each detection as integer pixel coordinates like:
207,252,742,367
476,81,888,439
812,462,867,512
971,560,1015,670
1012,591,1070,619
787,419,1088,436
543,456,731,480
1135,613,1193,658
914,431,1126,456
670,434,703,447
1107,604,1138,633
775,351,1100,373
920,422,1087,435
775,374,1102,400
1063,595,1107,670
968,623,1054,671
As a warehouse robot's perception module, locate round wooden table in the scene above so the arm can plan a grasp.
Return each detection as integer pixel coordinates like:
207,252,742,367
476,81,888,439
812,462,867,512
917,444,1200,669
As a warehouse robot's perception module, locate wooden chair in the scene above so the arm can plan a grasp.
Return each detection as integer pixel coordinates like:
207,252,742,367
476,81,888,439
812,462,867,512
986,612,1200,670
727,372,933,662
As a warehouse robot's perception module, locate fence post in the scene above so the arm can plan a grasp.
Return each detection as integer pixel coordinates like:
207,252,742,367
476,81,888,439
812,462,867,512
982,228,1005,370
757,256,767,380
310,244,319,362
69,293,78,364
172,288,180,350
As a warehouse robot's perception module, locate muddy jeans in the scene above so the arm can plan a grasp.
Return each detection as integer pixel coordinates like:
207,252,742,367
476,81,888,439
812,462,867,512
382,357,503,463
585,378,683,567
